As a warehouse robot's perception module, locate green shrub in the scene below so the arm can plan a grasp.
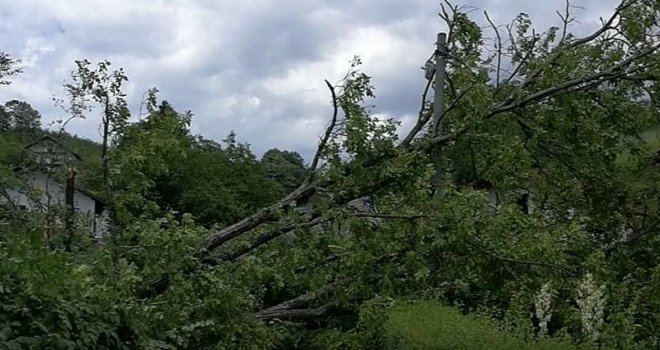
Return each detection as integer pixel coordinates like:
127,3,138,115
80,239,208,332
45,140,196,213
0,222,278,349
308,329,363,350
0,232,127,349
384,301,582,350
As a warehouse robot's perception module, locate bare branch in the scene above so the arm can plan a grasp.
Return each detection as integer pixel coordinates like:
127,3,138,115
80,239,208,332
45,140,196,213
256,304,333,321
484,11,503,87
200,183,317,254
218,216,323,262
557,0,572,43
504,36,540,85
421,87,474,148
505,21,523,61
255,279,349,321
429,126,467,147
467,240,577,276
56,115,81,134
566,0,639,49
309,80,339,173
400,74,434,148
439,1,459,45
349,212,427,220
401,50,473,150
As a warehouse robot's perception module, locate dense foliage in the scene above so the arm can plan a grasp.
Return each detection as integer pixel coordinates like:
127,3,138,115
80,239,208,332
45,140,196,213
1,0,660,349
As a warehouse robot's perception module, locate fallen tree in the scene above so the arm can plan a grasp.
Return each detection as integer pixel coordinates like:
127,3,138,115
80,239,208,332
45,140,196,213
143,1,660,313
4,1,660,348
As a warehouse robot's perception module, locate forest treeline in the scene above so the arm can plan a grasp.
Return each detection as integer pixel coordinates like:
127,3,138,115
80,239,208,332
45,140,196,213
0,98,308,227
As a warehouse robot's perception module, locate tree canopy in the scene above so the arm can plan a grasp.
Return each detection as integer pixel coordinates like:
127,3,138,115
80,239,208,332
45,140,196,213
2,100,42,132
0,52,21,85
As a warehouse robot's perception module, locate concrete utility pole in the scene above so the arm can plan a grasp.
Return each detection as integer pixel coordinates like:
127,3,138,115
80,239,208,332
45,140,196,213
432,32,448,197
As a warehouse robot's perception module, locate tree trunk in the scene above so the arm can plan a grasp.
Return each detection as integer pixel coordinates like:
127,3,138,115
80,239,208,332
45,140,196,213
64,167,76,251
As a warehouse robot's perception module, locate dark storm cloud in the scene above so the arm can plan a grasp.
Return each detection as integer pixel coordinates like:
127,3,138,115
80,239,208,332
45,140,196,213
0,0,621,160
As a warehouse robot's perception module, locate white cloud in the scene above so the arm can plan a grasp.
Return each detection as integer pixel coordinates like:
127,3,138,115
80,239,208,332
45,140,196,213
21,37,56,68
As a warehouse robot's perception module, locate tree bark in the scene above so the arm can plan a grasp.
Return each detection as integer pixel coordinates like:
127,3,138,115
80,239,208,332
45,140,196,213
254,279,348,321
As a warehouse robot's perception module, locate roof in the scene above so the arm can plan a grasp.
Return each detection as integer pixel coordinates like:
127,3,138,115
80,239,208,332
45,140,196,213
23,135,83,161
75,186,107,206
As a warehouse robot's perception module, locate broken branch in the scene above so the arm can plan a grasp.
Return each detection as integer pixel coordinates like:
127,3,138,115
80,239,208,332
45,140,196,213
309,80,339,173
484,11,503,87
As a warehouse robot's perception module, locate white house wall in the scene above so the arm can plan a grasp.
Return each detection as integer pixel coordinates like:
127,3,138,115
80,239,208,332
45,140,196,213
19,172,96,214
2,171,107,238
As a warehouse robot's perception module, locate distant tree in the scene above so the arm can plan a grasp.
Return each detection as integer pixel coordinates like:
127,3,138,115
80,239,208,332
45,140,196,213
3,100,41,132
0,105,9,132
261,148,308,193
217,133,285,220
176,132,284,226
0,52,21,85
112,102,284,226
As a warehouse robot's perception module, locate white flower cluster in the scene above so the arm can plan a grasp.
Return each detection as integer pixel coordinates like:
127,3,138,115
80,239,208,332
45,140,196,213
576,273,607,342
534,282,555,337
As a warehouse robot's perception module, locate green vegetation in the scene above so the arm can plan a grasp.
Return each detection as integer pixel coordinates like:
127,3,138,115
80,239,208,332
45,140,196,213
0,99,306,226
641,123,660,150
384,301,581,350
1,0,660,348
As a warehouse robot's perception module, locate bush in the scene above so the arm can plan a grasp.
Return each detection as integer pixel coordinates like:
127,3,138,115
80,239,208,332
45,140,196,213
384,301,582,350
0,232,127,349
0,222,278,349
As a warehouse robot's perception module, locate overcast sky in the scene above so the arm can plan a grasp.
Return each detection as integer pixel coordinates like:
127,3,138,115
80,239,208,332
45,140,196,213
0,0,619,160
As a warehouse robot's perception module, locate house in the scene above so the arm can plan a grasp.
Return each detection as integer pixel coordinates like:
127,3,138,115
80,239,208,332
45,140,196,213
0,135,108,239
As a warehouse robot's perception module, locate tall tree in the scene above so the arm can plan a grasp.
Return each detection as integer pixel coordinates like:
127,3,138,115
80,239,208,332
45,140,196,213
63,59,129,207
3,100,42,132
